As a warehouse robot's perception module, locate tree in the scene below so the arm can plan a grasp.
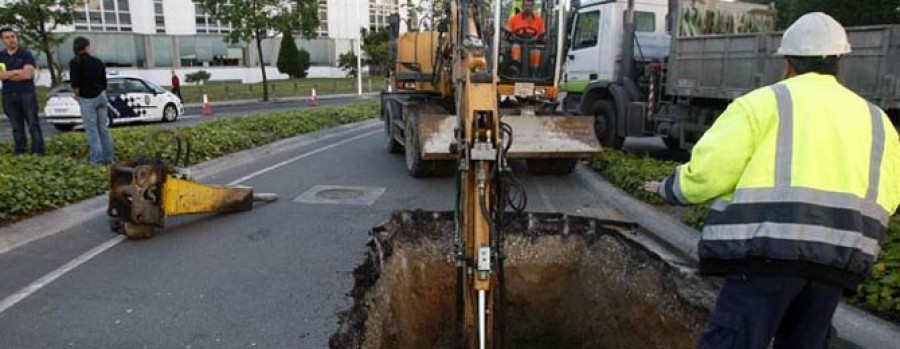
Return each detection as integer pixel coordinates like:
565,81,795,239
185,70,211,86
277,31,303,78
361,27,391,75
297,48,311,78
0,0,76,85
197,0,319,101
338,51,358,78
752,0,900,29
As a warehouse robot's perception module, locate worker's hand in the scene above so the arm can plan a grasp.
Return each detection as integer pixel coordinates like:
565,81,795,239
0,71,9,80
643,181,662,195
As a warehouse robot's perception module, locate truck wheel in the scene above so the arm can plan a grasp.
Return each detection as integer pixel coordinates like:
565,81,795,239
383,103,403,153
662,136,682,151
526,159,578,176
405,112,447,177
592,100,625,149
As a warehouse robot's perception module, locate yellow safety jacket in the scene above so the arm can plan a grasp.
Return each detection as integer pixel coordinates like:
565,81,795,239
659,73,900,289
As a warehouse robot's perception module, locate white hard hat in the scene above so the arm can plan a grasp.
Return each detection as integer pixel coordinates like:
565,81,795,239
776,12,852,57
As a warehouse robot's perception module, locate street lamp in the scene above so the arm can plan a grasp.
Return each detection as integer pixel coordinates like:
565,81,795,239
356,0,363,95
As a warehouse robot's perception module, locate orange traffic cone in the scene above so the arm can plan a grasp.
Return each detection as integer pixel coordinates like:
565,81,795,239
310,86,318,107
202,93,212,116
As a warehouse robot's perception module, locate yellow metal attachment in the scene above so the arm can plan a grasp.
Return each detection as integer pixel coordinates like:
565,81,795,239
161,175,254,217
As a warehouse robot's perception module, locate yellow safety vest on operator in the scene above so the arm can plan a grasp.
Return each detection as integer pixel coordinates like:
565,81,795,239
659,73,900,289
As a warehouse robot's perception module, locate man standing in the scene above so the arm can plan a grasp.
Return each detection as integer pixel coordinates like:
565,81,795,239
645,13,900,348
69,37,114,164
0,27,44,155
171,70,182,101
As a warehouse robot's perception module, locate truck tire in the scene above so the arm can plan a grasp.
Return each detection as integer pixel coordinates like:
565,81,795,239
592,100,625,149
404,112,449,177
662,136,682,151
526,159,578,176
383,103,403,153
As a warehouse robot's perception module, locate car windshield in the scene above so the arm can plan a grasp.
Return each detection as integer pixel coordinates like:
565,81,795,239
143,80,167,94
48,82,73,96
495,0,558,83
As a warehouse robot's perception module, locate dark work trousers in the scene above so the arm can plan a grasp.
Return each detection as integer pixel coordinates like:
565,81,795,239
3,92,45,155
700,274,843,349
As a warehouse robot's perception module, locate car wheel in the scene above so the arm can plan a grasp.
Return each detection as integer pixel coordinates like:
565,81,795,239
162,104,178,122
53,124,74,131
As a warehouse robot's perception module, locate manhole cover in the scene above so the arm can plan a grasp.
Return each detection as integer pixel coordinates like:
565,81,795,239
295,185,386,206
317,189,365,200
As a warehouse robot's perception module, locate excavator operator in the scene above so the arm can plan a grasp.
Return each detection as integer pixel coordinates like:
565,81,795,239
504,0,545,75
505,0,545,37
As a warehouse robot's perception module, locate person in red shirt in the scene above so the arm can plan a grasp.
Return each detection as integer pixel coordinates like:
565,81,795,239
171,70,182,101
504,0,545,71
505,0,545,37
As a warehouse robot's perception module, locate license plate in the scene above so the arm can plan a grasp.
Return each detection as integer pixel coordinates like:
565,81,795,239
514,82,535,96
54,108,69,114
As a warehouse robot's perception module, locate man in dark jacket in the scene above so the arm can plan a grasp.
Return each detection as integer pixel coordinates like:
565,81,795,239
0,27,44,155
70,36,114,164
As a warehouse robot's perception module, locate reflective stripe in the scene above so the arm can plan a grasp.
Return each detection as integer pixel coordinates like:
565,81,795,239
866,103,886,202
706,201,887,241
771,84,794,188
671,165,690,204
710,198,730,211
661,171,688,205
698,238,876,275
730,187,890,226
703,223,880,256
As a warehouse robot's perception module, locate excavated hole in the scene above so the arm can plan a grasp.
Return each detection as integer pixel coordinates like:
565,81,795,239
330,211,719,349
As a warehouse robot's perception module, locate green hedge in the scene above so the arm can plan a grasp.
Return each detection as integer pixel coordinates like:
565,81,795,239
0,102,377,225
590,149,900,322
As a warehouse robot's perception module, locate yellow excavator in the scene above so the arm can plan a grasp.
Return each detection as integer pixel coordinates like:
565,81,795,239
381,0,602,347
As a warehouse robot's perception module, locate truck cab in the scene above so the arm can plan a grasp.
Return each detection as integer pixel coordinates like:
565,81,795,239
562,0,670,147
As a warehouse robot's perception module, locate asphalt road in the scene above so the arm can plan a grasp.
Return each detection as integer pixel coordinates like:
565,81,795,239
0,115,673,347
0,95,375,143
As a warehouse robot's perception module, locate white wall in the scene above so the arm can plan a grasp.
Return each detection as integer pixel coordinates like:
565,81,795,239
327,0,370,39
164,0,198,35
129,0,157,35
31,66,354,87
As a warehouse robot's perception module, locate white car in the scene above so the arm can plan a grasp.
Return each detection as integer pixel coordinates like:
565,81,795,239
44,75,184,131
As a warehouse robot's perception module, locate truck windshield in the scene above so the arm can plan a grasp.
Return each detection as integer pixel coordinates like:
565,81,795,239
496,0,558,83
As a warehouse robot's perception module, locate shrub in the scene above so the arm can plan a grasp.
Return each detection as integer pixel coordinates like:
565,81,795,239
0,102,377,225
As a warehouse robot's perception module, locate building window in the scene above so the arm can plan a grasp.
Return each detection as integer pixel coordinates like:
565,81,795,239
74,0,131,32
194,0,233,35
154,0,166,33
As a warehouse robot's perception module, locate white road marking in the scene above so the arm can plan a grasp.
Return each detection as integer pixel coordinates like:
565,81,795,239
0,128,380,316
228,130,380,185
0,235,126,314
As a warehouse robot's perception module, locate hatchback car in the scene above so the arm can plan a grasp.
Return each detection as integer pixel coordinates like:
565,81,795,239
44,75,184,131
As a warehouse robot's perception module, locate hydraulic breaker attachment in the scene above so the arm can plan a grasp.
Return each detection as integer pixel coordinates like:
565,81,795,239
107,130,277,239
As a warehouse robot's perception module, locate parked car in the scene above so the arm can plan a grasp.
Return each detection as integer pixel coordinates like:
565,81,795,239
44,75,185,131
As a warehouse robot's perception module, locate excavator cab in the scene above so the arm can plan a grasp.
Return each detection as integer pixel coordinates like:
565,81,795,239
498,0,559,83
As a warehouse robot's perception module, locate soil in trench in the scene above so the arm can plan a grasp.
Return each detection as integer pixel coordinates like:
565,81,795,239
330,210,720,349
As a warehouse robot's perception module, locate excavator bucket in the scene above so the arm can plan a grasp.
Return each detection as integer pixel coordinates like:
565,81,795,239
419,114,602,160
